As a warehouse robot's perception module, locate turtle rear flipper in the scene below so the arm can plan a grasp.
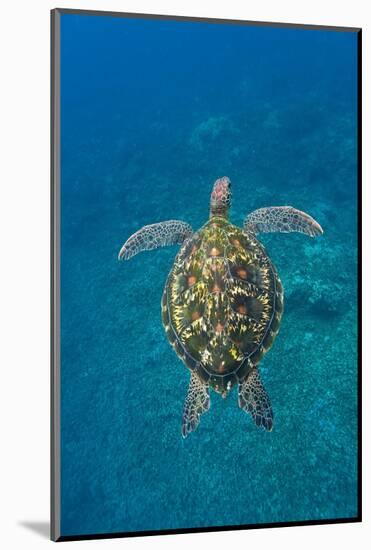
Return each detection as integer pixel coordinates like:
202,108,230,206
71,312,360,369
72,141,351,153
238,368,273,431
244,206,323,237
118,220,193,260
182,372,210,438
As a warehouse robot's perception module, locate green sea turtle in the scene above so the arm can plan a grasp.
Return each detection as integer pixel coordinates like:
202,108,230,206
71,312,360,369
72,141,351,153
118,177,323,437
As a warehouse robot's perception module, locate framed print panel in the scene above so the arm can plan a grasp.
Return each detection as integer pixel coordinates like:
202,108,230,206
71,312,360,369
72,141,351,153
51,8,361,542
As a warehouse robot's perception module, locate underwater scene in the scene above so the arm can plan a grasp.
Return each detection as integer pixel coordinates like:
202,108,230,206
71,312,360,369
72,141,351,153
59,13,359,536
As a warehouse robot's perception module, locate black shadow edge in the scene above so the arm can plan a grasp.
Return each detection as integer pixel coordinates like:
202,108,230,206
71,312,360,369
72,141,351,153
56,516,361,542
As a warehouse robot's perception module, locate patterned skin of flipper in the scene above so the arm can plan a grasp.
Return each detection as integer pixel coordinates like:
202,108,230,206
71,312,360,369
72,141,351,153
118,220,193,260
238,367,273,431
182,371,210,438
244,206,323,237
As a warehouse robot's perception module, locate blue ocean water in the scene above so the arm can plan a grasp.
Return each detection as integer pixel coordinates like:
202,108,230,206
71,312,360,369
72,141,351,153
59,13,358,537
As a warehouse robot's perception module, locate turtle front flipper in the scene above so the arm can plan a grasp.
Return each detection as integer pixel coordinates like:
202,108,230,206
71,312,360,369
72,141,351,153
243,206,323,237
182,372,210,438
118,220,193,260
238,368,273,431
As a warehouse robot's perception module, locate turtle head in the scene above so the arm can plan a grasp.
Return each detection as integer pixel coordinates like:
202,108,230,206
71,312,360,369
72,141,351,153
210,176,232,219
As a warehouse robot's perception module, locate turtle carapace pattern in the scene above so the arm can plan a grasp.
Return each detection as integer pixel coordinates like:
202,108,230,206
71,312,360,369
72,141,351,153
118,177,323,437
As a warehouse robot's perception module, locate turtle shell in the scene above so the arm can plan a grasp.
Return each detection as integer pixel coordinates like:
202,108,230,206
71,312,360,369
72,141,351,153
162,217,283,395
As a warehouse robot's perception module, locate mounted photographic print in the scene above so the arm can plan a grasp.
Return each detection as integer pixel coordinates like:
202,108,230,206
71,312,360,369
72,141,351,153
51,8,361,542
